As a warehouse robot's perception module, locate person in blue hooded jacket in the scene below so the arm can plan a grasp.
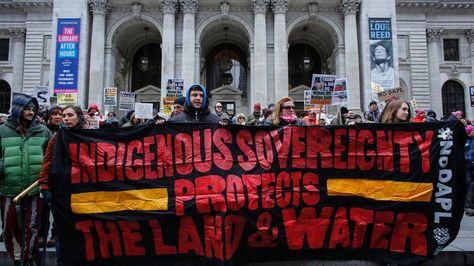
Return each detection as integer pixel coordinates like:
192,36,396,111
169,84,219,123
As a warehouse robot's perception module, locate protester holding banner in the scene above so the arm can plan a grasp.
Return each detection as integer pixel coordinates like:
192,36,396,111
39,105,89,266
169,84,219,123
380,99,411,123
273,97,306,126
0,93,52,266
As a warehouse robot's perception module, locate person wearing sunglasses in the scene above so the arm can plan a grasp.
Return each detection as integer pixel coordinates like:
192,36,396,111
273,97,306,126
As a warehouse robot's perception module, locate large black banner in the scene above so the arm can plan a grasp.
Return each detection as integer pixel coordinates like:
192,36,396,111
50,121,467,265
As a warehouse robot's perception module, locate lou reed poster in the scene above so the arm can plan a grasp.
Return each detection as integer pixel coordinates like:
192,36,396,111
48,121,466,265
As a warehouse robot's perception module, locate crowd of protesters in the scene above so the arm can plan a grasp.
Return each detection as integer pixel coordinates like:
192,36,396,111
0,84,473,265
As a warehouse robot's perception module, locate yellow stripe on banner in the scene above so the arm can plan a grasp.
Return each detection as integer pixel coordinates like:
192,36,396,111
71,188,168,214
327,179,432,202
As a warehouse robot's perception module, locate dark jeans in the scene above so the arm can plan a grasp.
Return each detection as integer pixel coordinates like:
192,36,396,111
466,167,474,209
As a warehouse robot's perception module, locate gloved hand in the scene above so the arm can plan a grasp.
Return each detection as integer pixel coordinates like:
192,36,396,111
40,189,53,205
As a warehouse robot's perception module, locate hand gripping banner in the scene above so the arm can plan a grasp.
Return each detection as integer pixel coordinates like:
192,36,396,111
49,121,466,265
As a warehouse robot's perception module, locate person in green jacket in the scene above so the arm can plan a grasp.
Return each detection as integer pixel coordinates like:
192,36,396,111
0,92,52,266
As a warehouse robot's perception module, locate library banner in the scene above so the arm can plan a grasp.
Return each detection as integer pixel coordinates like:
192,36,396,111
49,121,467,266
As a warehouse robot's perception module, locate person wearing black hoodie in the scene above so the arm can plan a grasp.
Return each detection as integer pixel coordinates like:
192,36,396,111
169,84,219,123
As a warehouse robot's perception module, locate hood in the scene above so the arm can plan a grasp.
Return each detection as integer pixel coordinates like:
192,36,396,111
10,92,39,124
184,84,208,111
87,104,100,113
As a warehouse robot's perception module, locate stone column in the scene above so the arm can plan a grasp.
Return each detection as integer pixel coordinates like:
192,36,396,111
341,0,361,112
8,27,26,93
88,0,108,108
426,28,443,115
252,0,268,106
180,0,198,90
271,0,288,102
161,0,177,101
466,29,474,85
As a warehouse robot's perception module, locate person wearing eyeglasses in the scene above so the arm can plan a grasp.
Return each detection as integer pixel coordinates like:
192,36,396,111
273,97,306,126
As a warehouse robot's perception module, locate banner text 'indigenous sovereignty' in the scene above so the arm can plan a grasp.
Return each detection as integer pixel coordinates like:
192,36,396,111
49,121,466,266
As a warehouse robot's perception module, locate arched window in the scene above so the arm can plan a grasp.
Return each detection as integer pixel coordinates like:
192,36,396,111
442,80,465,117
0,80,11,113
131,43,161,91
288,43,321,89
205,43,248,98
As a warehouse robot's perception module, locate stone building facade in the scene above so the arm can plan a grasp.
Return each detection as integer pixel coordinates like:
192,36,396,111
0,0,473,119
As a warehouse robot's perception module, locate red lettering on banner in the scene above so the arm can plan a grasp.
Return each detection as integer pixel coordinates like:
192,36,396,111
75,220,96,260
116,143,126,181
370,211,394,250
156,134,174,178
125,140,144,180
224,215,246,260
69,143,80,184
242,174,262,211
357,130,375,171
261,173,276,209
95,221,123,258
213,128,233,171
276,172,291,208
248,212,278,247
270,127,292,169
350,208,374,249
334,128,347,169
347,129,357,169
149,219,177,255
175,179,195,216
119,221,145,256
393,132,413,173
291,172,302,206
390,213,427,256
204,215,224,259
301,173,319,206
97,142,116,182
194,129,212,173
412,131,433,173
306,127,333,169
282,207,333,249
79,143,97,183
291,127,306,169
255,130,274,170
143,136,157,179
329,207,350,248
226,174,245,211
195,175,227,213
236,130,256,171
376,131,394,171
178,216,204,256
175,133,193,175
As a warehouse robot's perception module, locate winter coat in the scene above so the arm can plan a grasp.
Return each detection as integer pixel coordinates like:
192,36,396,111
169,84,219,123
0,94,51,196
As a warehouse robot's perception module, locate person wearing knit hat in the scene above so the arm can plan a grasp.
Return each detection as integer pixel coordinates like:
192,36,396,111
172,96,186,117
0,93,52,265
448,110,463,121
246,102,263,125
46,106,63,133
